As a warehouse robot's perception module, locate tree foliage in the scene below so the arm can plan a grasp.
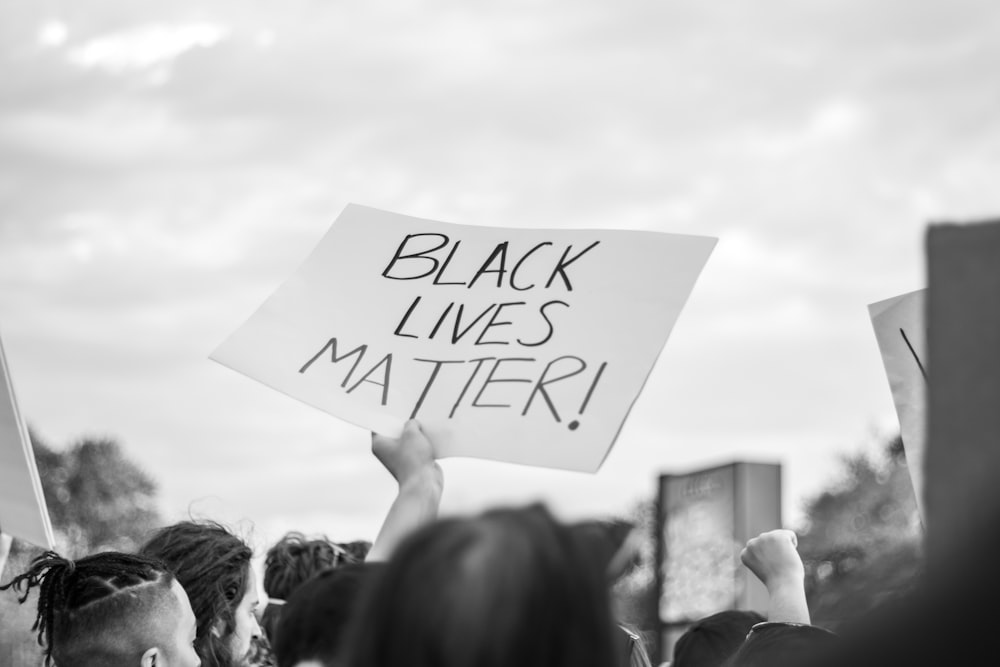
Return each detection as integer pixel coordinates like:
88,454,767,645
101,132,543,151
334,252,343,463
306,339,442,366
796,435,923,629
30,430,162,557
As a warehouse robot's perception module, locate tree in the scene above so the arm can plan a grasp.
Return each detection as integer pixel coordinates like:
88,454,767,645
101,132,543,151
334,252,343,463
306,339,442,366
31,430,163,557
796,435,923,629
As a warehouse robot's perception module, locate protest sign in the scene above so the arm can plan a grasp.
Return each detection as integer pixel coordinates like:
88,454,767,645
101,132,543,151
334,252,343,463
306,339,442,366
0,330,54,549
869,289,926,522
212,204,715,472
926,220,1000,572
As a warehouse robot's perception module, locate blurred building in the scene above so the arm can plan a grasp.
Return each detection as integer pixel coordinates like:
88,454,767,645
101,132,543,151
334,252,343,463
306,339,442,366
654,461,781,664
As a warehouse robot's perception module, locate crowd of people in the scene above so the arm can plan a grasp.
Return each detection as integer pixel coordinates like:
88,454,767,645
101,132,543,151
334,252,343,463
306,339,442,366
0,416,958,667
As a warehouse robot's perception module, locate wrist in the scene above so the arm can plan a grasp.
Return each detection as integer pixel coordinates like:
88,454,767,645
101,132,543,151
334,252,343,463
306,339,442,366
399,462,444,494
766,575,806,595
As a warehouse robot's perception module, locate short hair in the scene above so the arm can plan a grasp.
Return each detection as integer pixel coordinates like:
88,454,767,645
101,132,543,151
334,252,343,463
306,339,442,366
140,520,252,667
272,562,379,667
672,610,766,667
724,622,839,667
261,532,357,644
0,550,179,666
345,503,619,667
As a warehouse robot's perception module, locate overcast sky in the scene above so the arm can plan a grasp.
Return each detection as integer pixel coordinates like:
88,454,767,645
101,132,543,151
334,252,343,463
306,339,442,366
2,0,999,558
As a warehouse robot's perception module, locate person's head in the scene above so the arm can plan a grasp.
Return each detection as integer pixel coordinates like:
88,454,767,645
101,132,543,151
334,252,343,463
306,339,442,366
0,550,199,667
345,503,619,667
272,562,379,667
261,533,357,645
568,517,639,583
672,610,766,667
336,540,371,563
140,521,261,667
723,622,839,667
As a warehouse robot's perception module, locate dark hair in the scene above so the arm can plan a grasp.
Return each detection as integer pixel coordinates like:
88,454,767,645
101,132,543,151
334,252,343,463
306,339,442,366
272,562,379,667
261,532,357,643
345,503,619,667
0,550,176,666
673,610,766,667
724,622,839,667
337,539,372,563
140,520,253,667
569,517,638,581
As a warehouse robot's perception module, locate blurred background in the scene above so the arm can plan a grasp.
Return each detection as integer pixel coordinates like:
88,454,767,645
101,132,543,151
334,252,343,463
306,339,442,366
2,0,998,648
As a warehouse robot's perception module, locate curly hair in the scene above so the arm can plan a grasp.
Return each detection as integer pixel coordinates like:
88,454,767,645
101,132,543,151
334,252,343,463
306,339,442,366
337,540,372,563
261,532,358,644
140,520,253,667
0,550,174,666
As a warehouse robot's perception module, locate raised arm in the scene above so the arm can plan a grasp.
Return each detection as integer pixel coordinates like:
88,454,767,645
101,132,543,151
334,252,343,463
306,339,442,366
365,419,444,562
740,528,810,624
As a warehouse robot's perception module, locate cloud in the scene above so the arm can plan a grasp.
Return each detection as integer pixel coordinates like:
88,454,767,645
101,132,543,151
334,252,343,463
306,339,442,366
2,0,1000,548
739,100,869,159
63,21,230,88
37,20,69,48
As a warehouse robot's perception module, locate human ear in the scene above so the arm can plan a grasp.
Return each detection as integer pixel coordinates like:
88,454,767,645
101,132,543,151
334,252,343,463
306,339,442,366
140,647,159,667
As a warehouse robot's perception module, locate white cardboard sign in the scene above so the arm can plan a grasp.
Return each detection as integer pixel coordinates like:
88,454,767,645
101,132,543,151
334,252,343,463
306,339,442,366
869,289,926,522
0,330,54,548
212,204,715,472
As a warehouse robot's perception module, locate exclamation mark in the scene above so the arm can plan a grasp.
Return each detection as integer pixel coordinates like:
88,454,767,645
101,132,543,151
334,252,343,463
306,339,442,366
568,362,607,431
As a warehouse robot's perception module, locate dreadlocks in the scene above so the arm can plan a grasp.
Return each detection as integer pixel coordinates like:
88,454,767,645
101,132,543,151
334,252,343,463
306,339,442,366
0,550,174,666
140,520,257,667
261,532,356,644
264,532,354,602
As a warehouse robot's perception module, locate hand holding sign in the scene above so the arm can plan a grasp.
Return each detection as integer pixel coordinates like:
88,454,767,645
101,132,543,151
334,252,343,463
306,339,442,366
371,419,441,488
212,204,715,472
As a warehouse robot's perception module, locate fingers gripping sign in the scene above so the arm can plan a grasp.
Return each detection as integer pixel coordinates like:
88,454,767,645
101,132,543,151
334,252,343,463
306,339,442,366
371,419,441,487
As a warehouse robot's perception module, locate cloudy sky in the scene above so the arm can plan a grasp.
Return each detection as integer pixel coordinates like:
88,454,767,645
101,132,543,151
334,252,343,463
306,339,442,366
2,0,999,557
